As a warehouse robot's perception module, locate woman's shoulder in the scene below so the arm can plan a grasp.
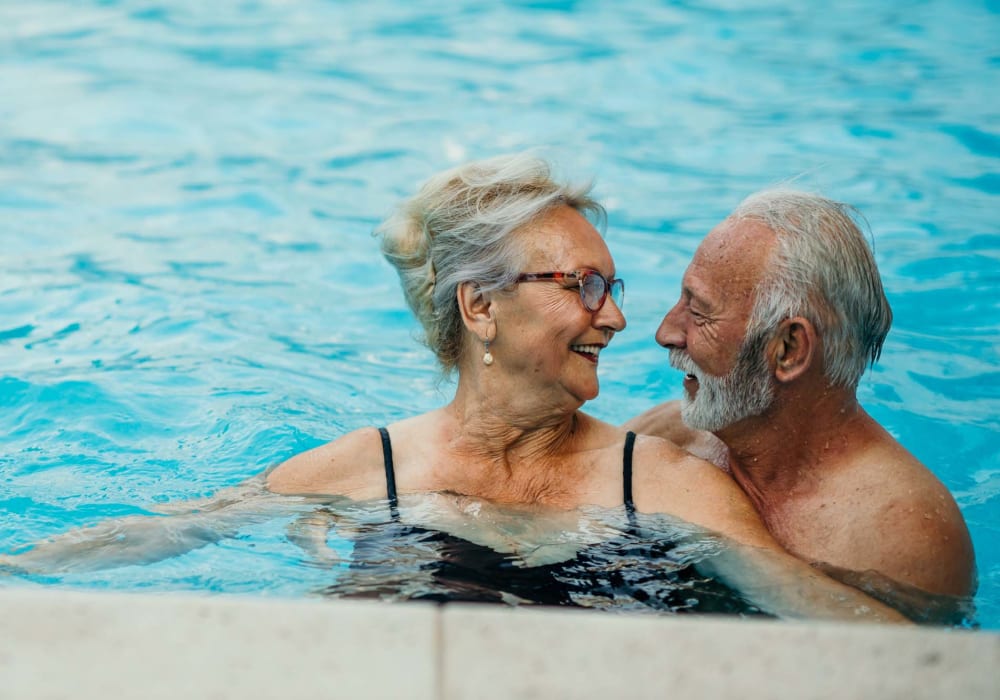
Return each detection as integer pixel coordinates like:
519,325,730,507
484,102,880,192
628,431,690,460
631,432,735,483
265,426,390,498
623,435,772,546
576,414,717,474
624,401,727,459
577,414,694,461
628,433,755,523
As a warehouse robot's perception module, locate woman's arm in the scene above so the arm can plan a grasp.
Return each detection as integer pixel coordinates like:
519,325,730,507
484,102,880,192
0,475,302,574
266,427,387,498
1,428,389,575
695,539,910,623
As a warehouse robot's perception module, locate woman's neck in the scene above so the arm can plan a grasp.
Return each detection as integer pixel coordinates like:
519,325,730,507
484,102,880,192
446,390,580,463
432,378,590,503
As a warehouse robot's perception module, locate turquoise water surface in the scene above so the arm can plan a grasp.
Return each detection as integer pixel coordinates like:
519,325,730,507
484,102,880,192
1,1,997,626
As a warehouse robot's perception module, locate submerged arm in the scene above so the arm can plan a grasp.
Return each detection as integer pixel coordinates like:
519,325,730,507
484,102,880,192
0,474,308,574
811,561,975,626
2,425,387,576
694,538,909,623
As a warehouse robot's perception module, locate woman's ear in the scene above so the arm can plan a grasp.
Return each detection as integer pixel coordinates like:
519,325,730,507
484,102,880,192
770,316,817,383
457,282,494,337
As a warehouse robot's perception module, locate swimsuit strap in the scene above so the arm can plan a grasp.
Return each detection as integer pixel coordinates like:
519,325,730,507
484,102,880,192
623,431,638,527
377,427,400,521
379,427,636,525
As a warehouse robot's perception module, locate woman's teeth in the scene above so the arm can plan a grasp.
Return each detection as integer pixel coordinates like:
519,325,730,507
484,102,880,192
571,344,602,356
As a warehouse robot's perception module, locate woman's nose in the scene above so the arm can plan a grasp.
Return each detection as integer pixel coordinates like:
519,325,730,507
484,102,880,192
595,295,626,332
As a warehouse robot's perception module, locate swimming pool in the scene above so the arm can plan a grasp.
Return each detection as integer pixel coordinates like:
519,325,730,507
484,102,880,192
1,0,997,626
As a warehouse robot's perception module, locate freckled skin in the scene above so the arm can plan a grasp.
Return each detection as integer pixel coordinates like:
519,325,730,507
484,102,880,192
655,219,774,381
627,217,976,602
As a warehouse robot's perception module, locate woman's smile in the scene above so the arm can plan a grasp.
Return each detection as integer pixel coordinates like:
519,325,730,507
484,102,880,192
570,343,604,363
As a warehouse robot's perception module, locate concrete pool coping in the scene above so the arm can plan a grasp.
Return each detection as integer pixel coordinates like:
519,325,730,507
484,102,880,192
1,587,997,699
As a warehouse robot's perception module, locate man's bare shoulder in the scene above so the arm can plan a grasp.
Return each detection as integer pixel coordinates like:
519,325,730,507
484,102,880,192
852,439,976,597
624,401,729,468
803,431,976,598
266,427,387,498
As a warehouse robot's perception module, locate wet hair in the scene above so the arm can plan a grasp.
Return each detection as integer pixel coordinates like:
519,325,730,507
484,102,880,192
731,190,893,388
375,153,605,372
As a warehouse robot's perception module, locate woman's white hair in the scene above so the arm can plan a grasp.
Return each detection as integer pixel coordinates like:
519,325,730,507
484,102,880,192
732,189,892,388
375,153,605,372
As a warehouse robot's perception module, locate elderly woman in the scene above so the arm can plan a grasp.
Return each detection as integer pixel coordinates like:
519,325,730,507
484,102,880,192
265,154,903,621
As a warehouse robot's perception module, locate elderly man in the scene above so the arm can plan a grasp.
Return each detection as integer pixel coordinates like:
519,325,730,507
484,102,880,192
626,190,975,610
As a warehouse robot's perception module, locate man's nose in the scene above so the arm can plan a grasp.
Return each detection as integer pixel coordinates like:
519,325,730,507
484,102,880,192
655,301,685,348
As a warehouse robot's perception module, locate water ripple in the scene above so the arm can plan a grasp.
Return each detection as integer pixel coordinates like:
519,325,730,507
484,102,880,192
1,0,997,625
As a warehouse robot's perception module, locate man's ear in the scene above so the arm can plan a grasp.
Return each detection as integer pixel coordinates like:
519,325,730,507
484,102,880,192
770,316,817,383
457,282,494,338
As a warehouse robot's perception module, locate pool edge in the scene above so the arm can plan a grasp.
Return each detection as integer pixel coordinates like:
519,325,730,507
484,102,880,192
0,587,997,699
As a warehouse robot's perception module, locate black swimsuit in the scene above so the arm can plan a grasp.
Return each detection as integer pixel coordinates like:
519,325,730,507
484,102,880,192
338,428,761,614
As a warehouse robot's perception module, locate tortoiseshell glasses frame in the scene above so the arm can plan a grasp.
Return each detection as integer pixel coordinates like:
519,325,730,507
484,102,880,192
515,269,624,312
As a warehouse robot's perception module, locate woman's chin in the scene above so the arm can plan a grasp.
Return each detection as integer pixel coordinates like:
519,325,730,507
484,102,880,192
568,380,600,405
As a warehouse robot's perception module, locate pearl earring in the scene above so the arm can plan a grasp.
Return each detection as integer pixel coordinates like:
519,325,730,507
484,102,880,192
483,338,494,366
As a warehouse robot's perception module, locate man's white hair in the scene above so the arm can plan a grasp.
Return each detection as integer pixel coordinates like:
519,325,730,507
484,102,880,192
731,189,892,388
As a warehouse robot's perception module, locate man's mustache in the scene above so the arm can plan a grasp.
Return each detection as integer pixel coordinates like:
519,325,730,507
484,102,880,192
669,349,699,376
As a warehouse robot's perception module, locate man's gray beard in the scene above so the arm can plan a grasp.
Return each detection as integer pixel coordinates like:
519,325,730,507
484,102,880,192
670,340,775,432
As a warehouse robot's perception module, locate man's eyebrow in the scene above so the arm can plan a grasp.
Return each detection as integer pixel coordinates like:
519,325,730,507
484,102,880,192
683,285,710,307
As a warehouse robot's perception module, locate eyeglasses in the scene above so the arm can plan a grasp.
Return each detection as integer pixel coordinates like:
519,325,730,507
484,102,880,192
516,269,625,312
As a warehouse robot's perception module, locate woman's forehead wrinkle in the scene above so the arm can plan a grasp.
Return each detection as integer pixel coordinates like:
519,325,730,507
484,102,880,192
521,207,612,273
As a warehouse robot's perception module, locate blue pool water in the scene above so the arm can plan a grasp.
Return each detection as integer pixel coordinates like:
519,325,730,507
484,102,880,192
1,0,997,625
